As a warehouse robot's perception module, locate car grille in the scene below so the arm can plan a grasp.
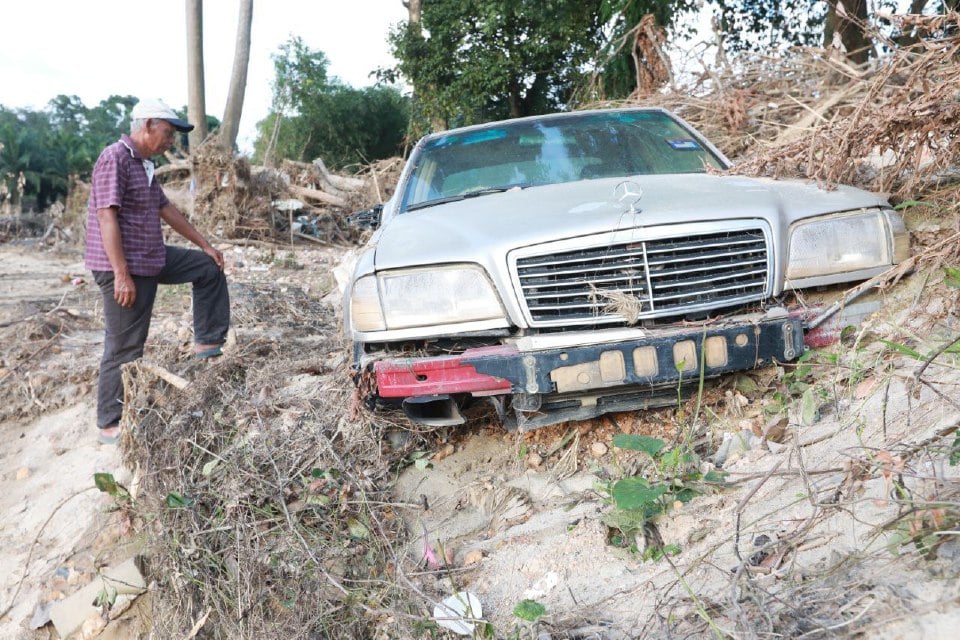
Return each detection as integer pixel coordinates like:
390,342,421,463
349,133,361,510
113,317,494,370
515,229,769,325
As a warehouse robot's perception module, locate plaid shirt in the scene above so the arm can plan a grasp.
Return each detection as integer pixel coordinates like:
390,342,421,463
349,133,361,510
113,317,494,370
85,135,169,275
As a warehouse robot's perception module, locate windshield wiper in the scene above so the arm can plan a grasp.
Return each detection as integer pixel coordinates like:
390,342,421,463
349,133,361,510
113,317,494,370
405,183,532,212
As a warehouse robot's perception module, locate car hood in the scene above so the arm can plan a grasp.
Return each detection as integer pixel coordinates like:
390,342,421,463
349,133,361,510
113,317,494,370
373,173,886,270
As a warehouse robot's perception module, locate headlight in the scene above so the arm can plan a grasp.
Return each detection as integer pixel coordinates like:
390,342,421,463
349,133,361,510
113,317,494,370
350,265,506,332
350,275,386,332
786,209,905,282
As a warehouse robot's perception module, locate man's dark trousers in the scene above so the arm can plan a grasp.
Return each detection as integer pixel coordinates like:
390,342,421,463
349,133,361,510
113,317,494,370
93,245,230,429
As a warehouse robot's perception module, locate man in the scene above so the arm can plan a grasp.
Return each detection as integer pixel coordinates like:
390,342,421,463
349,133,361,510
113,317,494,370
86,98,230,444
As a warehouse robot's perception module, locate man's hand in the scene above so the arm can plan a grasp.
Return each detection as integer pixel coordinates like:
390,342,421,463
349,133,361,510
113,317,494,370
203,244,225,270
113,271,137,307
160,204,225,270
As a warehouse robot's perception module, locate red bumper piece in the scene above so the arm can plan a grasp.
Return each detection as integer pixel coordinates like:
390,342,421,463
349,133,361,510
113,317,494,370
374,345,515,398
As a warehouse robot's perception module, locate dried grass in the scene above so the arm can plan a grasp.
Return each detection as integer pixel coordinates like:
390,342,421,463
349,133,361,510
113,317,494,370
607,12,960,201
0,310,98,423
118,296,431,639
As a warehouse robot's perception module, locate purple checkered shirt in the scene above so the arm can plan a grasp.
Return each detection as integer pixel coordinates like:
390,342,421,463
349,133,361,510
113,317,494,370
85,135,169,276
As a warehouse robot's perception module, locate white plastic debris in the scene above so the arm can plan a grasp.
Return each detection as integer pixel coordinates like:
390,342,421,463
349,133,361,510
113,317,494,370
272,198,305,211
433,592,482,636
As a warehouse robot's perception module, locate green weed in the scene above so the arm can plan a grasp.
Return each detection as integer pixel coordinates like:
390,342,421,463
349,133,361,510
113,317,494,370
600,433,727,558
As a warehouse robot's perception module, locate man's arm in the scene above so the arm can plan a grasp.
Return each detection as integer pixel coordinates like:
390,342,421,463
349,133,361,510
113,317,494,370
159,203,224,270
97,207,137,308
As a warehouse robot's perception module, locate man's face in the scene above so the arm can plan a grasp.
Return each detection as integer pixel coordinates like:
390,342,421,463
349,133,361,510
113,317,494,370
146,119,177,155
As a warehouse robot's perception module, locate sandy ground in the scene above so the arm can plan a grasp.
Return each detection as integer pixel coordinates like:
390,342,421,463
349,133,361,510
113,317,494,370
2,240,959,639
0,246,131,639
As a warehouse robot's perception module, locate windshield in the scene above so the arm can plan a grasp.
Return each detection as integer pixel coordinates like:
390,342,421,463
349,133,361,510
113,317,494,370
399,110,725,212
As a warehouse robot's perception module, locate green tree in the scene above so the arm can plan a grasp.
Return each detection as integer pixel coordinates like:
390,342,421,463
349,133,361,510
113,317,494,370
710,0,824,56
0,108,65,210
389,0,604,131
1,95,139,211
253,37,409,170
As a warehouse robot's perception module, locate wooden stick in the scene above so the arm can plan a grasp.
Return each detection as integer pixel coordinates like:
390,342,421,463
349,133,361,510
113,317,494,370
294,231,329,245
138,362,190,390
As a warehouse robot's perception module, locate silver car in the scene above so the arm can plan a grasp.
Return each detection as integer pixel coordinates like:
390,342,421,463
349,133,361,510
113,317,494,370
344,108,908,430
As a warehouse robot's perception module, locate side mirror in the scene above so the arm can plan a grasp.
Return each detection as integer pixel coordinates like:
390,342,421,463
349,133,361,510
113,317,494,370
347,203,383,230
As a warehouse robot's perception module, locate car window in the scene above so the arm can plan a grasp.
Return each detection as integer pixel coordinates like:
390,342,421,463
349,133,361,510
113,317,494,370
400,110,725,212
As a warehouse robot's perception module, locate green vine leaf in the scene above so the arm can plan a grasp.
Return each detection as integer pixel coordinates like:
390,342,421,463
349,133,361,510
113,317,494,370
612,478,669,511
611,434,666,457
513,599,546,622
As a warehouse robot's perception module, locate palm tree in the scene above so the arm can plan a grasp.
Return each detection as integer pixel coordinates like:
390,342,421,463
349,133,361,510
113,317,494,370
221,0,253,151
186,0,208,149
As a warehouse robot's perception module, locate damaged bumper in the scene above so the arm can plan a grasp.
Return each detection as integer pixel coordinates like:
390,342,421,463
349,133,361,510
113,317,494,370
372,316,805,427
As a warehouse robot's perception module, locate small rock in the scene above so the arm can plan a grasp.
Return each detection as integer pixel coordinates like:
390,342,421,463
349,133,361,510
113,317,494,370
16,467,31,480
590,442,608,458
30,373,50,387
177,327,193,342
713,430,756,467
30,601,54,629
385,430,412,450
766,440,788,454
526,452,543,469
741,419,760,436
462,549,484,566
433,443,455,461
76,614,107,640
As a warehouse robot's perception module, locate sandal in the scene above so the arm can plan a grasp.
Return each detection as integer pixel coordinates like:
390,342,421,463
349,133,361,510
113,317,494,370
194,346,223,359
97,426,122,445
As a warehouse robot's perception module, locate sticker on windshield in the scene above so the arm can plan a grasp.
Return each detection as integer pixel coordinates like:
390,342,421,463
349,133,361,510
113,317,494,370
666,138,701,150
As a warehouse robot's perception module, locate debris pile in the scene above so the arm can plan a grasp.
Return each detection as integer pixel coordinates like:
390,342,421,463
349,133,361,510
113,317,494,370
624,11,960,203
118,289,422,638
166,140,397,244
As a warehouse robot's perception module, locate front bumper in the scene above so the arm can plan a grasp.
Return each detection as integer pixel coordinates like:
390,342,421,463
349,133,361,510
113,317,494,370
373,316,804,400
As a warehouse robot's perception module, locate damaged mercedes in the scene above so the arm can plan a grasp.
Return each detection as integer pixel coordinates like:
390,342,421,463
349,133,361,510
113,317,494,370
343,108,909,430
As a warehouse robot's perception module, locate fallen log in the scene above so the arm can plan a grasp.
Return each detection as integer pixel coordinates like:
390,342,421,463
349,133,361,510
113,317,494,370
156,162,191,177
289,184,347,208
312,157,367,191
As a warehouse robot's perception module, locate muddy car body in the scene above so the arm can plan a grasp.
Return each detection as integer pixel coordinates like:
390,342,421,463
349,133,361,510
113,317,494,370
344,108,908,429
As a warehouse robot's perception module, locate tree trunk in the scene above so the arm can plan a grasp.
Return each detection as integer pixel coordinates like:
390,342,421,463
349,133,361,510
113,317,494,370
221,0,254,152
823,0,872,65
185,0,208,150
405,0,421,25
403,0,445,131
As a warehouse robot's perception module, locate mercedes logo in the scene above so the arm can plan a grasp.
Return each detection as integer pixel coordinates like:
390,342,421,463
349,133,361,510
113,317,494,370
613,180,643,214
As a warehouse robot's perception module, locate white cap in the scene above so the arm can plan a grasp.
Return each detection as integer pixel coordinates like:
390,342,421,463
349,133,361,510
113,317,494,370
131,98,194,132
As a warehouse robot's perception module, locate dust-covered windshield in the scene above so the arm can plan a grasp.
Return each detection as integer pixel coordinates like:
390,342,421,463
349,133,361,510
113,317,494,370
400,110,725,212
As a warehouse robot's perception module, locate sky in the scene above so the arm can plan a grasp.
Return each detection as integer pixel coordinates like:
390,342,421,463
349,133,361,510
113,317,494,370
0,0,409,153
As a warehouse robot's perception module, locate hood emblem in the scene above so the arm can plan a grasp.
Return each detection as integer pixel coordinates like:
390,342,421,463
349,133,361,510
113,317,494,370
613,180,643,214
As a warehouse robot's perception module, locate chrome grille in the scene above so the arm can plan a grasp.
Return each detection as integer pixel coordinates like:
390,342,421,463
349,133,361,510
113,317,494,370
515,229,769,325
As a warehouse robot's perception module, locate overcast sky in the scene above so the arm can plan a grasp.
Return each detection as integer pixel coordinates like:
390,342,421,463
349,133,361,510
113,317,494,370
0,0,408,152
